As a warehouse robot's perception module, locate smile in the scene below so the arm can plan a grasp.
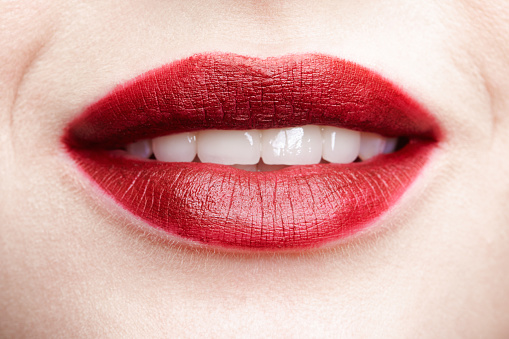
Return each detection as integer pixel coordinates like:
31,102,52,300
125,126,400,172
63,53,441,250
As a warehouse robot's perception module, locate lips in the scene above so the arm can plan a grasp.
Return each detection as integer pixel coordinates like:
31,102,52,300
63,53,441,250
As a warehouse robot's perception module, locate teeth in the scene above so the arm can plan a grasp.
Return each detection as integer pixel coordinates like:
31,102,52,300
126,139,153,159
152,132,196,162
261,125,322,165
197,130,261,165
139,126,400,167
383,138,398,154
321,127,361,164
359,132,389,161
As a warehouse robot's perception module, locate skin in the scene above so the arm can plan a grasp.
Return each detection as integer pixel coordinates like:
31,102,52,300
1,0,509,337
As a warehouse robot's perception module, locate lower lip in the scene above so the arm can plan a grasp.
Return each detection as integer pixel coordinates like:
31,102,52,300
64,53,440,251
69,140,433,250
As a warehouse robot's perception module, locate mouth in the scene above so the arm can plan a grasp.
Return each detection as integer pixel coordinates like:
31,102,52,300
63,53,441,251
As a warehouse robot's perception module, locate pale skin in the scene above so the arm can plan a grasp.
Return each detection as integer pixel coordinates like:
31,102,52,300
1,1,509,337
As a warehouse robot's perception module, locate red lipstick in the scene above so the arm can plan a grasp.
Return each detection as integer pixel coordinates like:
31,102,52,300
64,53,440,250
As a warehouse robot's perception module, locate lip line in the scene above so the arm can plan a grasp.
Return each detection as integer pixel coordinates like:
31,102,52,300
63,52,441,251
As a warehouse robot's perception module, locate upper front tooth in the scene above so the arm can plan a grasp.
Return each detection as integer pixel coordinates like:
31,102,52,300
152,132,197,162
261,125,322,165
358,132,388,161
197,130,261,165
149,126,396,165
321,127,361,164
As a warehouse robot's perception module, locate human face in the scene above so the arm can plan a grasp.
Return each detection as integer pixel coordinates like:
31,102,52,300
1,1,509,337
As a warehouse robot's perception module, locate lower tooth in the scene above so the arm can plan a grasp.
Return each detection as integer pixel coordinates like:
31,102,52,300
257,162,288,171
232,162,289,172
232,164,258,171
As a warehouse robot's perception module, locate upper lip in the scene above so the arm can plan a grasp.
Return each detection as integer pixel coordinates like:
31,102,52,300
63,53,441,251
65,53,439,149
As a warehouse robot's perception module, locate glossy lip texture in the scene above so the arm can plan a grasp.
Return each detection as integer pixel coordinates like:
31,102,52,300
63,53,441,250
